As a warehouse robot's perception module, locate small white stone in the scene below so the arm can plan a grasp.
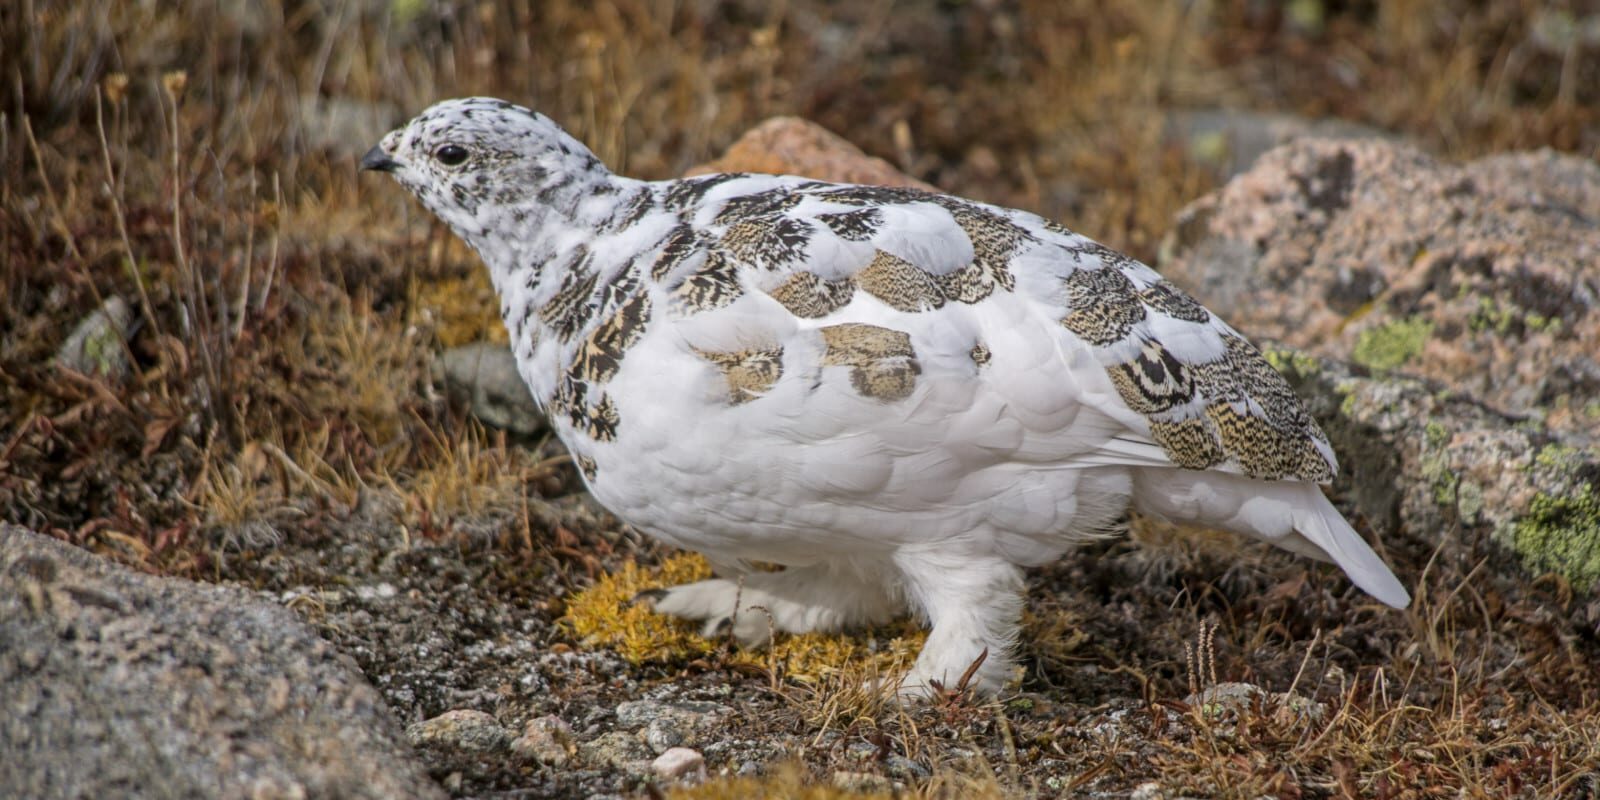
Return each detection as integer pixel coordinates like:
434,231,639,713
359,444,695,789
1130,781,1167,800
650,747,706,782
355,582,397,601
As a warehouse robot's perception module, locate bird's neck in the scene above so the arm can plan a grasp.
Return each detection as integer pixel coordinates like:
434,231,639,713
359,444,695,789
463,159,655,405
469,168,639,306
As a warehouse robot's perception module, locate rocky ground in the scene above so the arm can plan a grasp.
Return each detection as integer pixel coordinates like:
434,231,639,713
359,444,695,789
4,2,1599,798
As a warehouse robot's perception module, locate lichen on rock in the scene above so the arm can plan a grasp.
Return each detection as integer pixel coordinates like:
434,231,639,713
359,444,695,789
1512,486,1600,592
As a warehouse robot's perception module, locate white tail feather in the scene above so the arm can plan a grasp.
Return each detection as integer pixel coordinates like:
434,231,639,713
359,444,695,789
1289,499,1411,608
1133,469,1411,608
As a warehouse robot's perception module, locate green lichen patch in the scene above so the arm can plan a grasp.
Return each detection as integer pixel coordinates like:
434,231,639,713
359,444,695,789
1351,317,1433,372
1511,486,1600,592
1467,297,1563,337
1532,443,1584,473
1424,420,1450,448
1261,346,1323,379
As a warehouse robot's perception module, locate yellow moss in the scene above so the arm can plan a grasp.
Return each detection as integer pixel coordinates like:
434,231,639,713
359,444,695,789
416,271,506,348
562,553,926,683
668,764,894,800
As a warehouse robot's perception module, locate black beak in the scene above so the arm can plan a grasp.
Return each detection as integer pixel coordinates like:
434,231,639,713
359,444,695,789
360,145,399,173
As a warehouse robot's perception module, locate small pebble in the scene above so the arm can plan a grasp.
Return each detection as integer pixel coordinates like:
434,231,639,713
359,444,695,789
650,747,706,782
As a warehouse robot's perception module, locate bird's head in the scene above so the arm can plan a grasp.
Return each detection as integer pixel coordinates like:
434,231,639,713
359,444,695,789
361,97,606,242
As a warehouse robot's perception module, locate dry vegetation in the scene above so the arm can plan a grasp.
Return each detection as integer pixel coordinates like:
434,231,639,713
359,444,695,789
3,1,1598,797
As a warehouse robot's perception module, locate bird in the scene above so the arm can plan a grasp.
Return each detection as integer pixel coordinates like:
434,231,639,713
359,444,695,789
362,97,1410,698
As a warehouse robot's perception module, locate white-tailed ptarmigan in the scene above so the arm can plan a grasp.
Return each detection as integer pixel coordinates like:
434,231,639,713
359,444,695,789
362,98,1409,697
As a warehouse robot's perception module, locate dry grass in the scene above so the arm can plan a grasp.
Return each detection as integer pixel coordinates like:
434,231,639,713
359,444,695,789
4,0,1598,796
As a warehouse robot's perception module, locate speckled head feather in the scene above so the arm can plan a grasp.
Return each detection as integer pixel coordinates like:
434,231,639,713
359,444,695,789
365,97,1409,700
364,98,611,260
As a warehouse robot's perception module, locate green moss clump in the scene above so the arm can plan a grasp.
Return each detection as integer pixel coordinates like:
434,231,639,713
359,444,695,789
1511,486,1600,592
1351,317,1433,372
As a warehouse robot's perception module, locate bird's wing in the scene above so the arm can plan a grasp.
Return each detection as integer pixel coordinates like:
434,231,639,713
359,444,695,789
643,173,1336,485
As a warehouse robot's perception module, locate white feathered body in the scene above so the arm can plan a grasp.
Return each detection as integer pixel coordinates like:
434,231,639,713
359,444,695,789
367,98,1409,695
556,176,1145,568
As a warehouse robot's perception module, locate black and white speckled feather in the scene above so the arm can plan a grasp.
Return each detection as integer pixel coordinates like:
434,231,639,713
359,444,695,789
365,98,1409,697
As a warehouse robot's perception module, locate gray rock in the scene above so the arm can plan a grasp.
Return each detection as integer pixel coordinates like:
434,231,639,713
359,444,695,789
1183,681,1264,719
614,699,731,735
55,296,134,379
1158,138,1600,591
832,770,896,793
1166,109,1394,177
0,525,444,800
642,717,686,753
406,709,511,754
1272,347,1600,592
433,342,546,436
1161,139,1600,440
511,714,574,766
885,754,931,780
578,730,654,772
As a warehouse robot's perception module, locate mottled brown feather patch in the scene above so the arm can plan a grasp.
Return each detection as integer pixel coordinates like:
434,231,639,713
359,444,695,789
969,342,992,368
712,188,804,224
819,323,921,402
765,271,855,318
650,224,707,281
548,290,653,444
1140,334,1334,482
1204,402,1318,479
549,379,621,442
929,261,995,305
816,208,883,241
1107,340,1194,415
945,203,1031,292
569,293,652,385
719,219,771,263
1141,281,1212,324
1059,267,1146,346
1148,417,1227,470
856,250,945,312
540,268,600,343
718,216,815,270
694,346,785,405
575,455,598,482
671,249,744,313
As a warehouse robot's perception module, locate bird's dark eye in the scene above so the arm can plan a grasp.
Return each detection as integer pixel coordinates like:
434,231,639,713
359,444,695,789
434,144,469,167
